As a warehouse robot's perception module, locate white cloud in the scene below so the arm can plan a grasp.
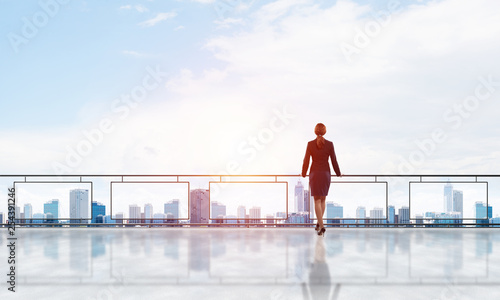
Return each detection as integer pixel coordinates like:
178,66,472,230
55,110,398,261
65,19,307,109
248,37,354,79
122,50,145,57
174,25,185,31
138,12,177,27
4,0,500,178
120,4,149,13
214,18,244,29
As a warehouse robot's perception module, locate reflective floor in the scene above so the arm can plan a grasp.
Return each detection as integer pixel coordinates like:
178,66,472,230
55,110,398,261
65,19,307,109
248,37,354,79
1,228,500,299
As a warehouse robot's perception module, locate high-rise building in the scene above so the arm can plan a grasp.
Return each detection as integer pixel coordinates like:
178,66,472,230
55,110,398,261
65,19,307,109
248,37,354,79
304,189,310,214
211,201,227,219
388,205,395,225
398,206,410,225
164,199,179,219
249,206,261,223
44,199,59,223
326,202,343,225
190,189,209,224
70,189,89,224
24,203,33,220
370,207,385,226
115,213,124,225
129,204,141,224
92,201,106,223
144,203,153,223
453,190,463,217
444,182,453,213
153,213,166,224
295,181,304,212
32,213,44,224
356,206,366,225
15,206,21,221
0,212,3,224
475,201,492,227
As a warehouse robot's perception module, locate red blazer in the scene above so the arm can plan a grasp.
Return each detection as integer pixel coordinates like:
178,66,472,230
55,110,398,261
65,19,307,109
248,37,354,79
301,139,341,177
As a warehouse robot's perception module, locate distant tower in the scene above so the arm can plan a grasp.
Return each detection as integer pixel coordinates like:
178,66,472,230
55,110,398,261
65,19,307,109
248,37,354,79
453,190,463,217
444,182,453,213
190,189,209,224
388,205,395,224
356,206,366,226
70,189,89,223
304,189,310,214
144,203,153,223
91,201,106,223
295,181,304,212
211,201,227,219
44,199,59,223
24,203,33,219
129,204,141,224
164,199,180,219
249,206,261,223
398,206,410,224
326,202,343,225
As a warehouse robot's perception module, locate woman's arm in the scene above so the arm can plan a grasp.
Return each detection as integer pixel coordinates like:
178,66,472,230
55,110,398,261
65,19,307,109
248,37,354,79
301,143,311,177
330,143,341,177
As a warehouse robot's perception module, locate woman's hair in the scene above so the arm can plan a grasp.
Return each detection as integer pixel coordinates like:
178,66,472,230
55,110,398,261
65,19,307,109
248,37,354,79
314,123,327,148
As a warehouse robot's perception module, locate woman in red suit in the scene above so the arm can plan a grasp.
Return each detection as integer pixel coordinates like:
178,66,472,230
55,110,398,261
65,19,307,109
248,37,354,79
301,123,341,236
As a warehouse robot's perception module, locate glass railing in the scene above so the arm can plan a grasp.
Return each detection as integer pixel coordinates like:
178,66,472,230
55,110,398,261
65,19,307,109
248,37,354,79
2,174,499,227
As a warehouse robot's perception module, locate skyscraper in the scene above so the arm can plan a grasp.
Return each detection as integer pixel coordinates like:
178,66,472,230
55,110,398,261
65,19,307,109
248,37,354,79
453,190,463,217
304,189,310,214
190,189,209,224
70,189,89,224
388,205,395,225
326,202,343,225
144,203,153,223
399,206,410,225
295,181,304,212
24,203,33,220
444,182,453,213
475,201,492,227
92,201,106,223
249,206,261,223
44,199,59,223
237,205,246,219
370,207,385,226
356,206,366,226
0,212,3,224
129,204,141,224
164,199,180,219
211,201,227,219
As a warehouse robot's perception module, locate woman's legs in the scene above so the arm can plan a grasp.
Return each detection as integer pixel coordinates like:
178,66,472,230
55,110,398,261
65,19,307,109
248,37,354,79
314,196,324,229
320,196,326,221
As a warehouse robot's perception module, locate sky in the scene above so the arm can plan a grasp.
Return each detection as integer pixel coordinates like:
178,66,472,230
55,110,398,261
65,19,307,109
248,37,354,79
2,0,500,218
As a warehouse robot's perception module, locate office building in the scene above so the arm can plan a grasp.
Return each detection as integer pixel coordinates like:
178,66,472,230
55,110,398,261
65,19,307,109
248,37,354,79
144,203,153,223
164,199,180,219
295,181,304,212
399,206,410,225
190,189,209,224
211,201,227,219
24,203,33,220
476,201,492,227
356,206,366,225
388,205,395,225
129,204,141,224
44,199,59,223
70,189,89,223
326,202,343,225
92,201,106,223
444,182,453,213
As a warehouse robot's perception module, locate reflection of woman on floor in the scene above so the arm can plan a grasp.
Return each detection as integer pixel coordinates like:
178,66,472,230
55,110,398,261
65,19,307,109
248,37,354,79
302,237,332,300
301,123,341,236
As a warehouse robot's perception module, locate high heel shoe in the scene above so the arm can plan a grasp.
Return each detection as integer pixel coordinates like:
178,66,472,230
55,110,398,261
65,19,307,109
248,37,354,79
317,227,326,236
315,223,319,231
